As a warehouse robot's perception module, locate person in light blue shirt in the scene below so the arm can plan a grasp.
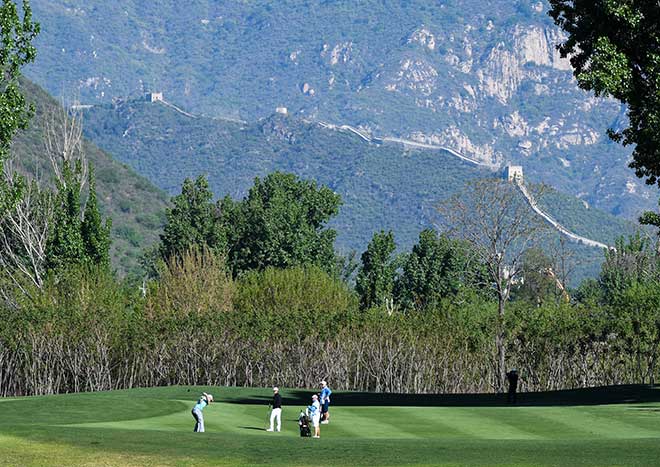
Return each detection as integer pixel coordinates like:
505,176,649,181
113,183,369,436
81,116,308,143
320,380,332,424
191,392,213,432
306,394,321,438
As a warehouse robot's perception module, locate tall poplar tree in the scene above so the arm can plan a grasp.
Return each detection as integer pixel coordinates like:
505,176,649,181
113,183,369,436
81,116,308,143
0,0,39,213
355,230,397,310
81,166,112,269
46,163,111,272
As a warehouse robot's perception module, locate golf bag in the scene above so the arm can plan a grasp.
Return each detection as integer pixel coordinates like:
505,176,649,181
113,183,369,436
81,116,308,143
298,410,311,437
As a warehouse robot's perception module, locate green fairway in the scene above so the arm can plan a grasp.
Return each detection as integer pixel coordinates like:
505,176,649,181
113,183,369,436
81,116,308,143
1,386,660,466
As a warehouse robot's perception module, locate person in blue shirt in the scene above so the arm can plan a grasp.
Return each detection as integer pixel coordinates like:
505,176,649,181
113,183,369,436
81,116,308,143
320,380,332,424
306,394,321,438
191,392,214,432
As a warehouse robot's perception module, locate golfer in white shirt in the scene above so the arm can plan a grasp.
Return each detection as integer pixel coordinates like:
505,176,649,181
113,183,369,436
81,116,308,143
307,394,321,438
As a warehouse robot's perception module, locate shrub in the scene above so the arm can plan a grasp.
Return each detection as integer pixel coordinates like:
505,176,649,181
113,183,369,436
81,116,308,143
235,264,358,340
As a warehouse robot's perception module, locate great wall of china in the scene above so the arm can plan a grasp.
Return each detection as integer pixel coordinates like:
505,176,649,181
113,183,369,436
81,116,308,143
77,94,614,251
313,120,613,251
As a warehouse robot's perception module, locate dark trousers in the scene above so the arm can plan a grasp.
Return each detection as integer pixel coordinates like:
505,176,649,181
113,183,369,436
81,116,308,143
507,387,517,404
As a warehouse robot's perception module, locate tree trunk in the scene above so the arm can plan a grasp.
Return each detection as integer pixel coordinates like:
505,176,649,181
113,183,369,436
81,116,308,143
496,293,506,392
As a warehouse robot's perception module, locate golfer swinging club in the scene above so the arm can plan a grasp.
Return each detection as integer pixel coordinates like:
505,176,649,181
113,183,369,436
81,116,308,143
267,386,282,432
192,392,214,432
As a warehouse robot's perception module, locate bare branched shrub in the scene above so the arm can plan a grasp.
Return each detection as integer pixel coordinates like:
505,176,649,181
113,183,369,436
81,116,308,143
45,104,87,193
0,103,90,301
0,253,655,396
0,173,53,296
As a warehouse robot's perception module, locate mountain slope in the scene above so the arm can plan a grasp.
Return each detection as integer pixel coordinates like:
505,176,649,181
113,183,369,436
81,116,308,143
83,99,492,251
81,98,639,282
25,0,656,220
11,80,168,275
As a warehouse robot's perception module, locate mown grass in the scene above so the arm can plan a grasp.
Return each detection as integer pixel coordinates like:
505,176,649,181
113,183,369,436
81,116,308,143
1,385,660,466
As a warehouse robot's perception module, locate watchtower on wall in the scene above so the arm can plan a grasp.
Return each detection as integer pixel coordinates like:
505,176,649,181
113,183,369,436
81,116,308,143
145,92,164,103
503,165,524,183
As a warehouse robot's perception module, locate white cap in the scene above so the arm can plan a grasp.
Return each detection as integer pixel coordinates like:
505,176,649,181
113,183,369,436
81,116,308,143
312,394,318,399
273,386,279,392
320,380,327,387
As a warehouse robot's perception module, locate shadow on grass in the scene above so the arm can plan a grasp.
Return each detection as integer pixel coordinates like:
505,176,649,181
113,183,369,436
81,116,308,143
13,425,660,467
625,406,660,412
230,384,660,408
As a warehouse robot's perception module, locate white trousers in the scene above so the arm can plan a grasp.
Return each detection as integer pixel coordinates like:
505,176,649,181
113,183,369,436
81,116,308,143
269,407,282,431
192,408,204,432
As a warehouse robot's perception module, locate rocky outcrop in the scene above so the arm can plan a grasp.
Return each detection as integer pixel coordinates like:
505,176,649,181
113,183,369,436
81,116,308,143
409,128,502,167
386,58,438,95
407,27,436,51
500,111,529,138
301,82,315,96
477,26,571,103
477,43,523,104
514,26,571,71
322,42,354,66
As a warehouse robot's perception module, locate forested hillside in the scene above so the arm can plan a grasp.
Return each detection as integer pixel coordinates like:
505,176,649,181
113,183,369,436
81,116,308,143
11,80,168,275
82,98,640,282
25,0,654,219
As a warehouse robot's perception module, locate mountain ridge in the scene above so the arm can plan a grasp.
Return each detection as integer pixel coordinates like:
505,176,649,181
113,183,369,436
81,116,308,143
81,96,640,282
24,0,653,220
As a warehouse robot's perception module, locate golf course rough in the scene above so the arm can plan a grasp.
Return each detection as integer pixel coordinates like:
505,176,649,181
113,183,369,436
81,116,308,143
1,385,659,466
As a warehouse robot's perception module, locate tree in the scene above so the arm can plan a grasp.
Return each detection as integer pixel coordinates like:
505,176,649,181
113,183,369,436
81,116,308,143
599,233,659,305
596,235,660,384
548,2,660,226
355,230,397,311
335,250,359,284
159,175,225,261
512,248,559,306
395,229,480,311
573,278,603,306
0,176,52,298
551,235,576,299
611,280,660,385
219,171,341,276
2,102,110,292
45,165,111,273
438,179,549,391
45,161,85,272
81,166,111,269
44,107,110,273
0,0,39,214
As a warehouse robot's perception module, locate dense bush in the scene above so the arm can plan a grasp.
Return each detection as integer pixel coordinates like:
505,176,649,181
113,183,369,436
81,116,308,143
0,265,136,395
235,265,358,340
1,254,659,396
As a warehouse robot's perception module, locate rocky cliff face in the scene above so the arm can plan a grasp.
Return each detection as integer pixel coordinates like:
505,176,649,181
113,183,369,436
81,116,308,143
363,20,650,218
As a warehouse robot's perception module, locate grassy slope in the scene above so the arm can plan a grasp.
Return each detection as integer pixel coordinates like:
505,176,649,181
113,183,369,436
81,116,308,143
10,80,169,276
1,385,660,466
